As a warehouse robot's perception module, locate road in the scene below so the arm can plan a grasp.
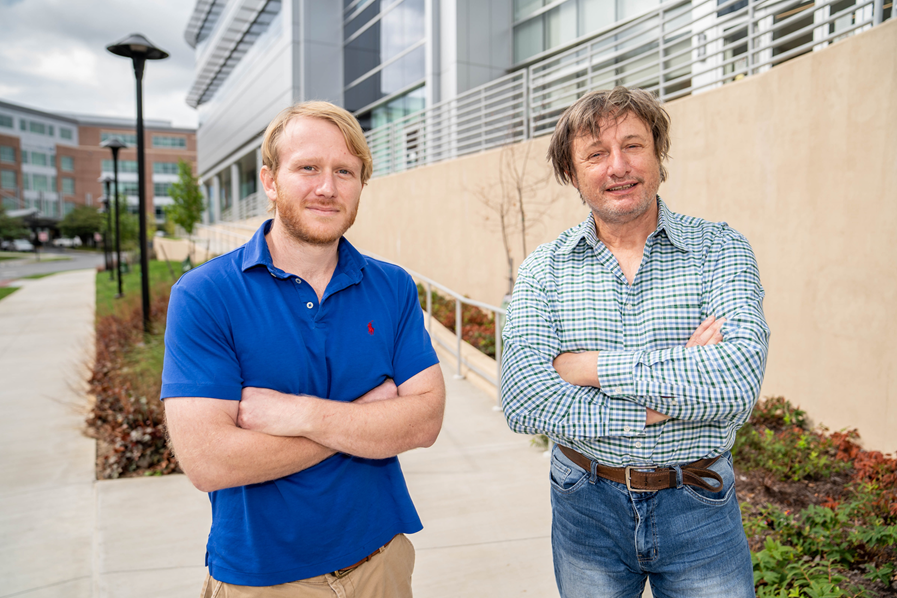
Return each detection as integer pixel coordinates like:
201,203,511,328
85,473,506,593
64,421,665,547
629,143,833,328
0,248,106,284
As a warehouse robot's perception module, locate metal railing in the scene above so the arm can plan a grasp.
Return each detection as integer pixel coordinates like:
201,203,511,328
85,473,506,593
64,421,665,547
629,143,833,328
401,264,506,390
367,0,891,176
219,191,267,223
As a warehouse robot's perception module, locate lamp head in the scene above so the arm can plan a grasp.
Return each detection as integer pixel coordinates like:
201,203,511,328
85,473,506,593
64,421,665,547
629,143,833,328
106,33,169,61
101,137,127,151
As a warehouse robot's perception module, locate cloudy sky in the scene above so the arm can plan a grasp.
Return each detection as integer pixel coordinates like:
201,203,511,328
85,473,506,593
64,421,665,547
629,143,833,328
0,0,198,129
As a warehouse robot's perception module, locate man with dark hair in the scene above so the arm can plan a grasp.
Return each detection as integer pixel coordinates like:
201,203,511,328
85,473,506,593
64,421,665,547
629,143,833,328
162,101,445,597
501,86,769,597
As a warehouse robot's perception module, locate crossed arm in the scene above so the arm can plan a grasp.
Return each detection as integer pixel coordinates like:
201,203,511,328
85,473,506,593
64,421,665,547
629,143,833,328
164,364,445,493
553,315,726,425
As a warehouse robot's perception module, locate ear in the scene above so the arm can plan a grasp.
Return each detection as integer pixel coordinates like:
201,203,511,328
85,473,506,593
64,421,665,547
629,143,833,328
568,171,579,191
260,165,278,202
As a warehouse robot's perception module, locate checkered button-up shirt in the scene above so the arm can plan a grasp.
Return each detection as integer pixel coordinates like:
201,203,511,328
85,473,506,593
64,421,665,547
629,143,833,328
500,198,770,467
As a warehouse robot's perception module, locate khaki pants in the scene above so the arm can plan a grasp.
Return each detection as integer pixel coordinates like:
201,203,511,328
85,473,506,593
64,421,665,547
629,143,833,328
200,534,415,598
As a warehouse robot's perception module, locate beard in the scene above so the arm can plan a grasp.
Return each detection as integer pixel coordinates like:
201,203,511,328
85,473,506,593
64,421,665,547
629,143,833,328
275,187,359,246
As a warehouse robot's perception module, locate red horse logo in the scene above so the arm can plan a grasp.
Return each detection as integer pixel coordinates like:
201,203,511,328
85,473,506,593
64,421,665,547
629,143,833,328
367,321,375,335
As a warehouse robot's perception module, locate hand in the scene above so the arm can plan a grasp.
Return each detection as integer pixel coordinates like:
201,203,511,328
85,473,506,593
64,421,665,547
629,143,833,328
354,378,398,404
685,315,726,348
237,387,308,436
553,351,600,387
646,408,670,425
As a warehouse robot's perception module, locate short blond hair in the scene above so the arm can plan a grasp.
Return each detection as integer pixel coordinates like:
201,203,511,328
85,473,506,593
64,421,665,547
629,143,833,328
548,87,672,185
261,101,373,184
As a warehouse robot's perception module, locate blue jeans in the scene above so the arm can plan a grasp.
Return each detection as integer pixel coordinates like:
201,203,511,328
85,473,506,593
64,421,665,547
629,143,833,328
549,445,755,598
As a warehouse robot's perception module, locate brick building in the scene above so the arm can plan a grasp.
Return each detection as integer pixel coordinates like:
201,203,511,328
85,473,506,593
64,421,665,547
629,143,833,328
0,98,196,226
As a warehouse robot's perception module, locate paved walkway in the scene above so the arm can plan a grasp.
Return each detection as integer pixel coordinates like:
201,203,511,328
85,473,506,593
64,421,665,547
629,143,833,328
0,269,561,598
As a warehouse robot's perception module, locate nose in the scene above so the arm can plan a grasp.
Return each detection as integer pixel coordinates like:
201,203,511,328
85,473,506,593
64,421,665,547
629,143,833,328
315,172,337,197
607,148,631,177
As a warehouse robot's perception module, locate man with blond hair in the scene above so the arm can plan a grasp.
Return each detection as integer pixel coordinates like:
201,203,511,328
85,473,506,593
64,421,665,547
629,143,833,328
162,101,445,597
501,87,769,596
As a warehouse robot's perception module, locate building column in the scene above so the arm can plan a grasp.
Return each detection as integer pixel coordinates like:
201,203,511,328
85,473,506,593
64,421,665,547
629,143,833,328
212,175,221,224
230,162,240,221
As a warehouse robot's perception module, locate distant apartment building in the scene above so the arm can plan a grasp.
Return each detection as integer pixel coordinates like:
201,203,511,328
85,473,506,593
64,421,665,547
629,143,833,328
0,99,196,226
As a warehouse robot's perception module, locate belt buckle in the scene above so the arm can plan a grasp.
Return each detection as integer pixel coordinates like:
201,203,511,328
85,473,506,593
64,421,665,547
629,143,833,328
624,466,651,493
332,567,353,579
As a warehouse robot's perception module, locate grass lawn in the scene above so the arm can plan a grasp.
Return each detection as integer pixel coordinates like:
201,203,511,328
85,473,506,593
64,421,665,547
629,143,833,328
96,259,182,317
21,272,59,280
0,287,19,302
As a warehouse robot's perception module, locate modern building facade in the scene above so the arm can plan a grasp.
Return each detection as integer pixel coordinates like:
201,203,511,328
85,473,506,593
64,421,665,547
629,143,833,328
0,99,196,226
185,0,892,223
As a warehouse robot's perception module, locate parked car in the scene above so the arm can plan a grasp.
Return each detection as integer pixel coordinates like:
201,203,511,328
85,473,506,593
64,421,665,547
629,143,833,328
10,239,35,252
52,237,82,248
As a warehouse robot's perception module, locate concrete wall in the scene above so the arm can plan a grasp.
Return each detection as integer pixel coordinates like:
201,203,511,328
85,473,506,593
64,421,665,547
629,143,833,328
346,19,897,451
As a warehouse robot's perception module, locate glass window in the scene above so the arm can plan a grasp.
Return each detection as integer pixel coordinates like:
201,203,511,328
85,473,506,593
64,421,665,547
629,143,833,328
345,0,380,39
345,71,381,113
546,2,578,49
154,182,173,197
515,0,545,21
153,161,179,174
619,0,659,20
0,114,12,128
22,173,30,190
514,16,543,62
381,0,424,63
32,174,49,192
1,170,15,190
48,125,55,137
51,176,56,191
380,44,425,96
580,0,616,36
31,152,48,167
29,121,47,135
60,156,74,172
345,25,381,86
118,181,140,196
100,132,137,146
61,177,75,194
152,136,187,149
0,146,14,163
60,127,73,140
20,119,26,131
101,159,139,173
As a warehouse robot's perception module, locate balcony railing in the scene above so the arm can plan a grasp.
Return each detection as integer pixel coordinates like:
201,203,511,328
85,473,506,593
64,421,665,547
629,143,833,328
366,0,891,177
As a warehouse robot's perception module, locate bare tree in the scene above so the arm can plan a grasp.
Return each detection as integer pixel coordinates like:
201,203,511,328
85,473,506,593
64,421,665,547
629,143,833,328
471,141,560,295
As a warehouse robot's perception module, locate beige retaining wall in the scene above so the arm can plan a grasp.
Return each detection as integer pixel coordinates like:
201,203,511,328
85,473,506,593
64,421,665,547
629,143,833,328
345,19,897,451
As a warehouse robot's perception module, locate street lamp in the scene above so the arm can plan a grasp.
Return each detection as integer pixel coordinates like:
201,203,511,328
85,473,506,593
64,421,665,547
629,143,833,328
101,137,126,297
106,33,169,333
100,175,114,281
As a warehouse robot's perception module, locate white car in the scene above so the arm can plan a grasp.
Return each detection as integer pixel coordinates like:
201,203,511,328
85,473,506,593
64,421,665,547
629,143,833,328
52,237,82,248
11,239,34,252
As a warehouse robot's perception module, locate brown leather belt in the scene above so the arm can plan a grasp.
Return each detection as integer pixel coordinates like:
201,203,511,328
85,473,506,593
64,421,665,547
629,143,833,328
558,445,723,493
331,538,392,578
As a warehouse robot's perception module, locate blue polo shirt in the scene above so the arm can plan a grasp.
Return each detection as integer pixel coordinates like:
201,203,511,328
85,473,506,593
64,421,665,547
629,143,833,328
161,220,439,586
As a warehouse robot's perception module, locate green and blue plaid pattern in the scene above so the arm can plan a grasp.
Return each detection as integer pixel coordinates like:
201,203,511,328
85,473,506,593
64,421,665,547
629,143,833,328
501,198,770,467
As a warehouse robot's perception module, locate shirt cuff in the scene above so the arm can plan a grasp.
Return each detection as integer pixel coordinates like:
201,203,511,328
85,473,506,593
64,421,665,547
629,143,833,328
596,350,640,397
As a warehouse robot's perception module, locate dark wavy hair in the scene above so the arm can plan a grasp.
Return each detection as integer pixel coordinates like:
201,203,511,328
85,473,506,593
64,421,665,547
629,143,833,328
547,86,672,185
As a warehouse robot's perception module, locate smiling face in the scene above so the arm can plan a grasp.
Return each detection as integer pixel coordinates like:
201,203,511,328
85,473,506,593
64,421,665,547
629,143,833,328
569,111,661,229
260,116,363,247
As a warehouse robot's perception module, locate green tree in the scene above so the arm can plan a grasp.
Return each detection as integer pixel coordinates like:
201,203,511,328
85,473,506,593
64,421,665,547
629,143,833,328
59,205,103,246
0,206,29,242
165,160,204,236
107,196,140,252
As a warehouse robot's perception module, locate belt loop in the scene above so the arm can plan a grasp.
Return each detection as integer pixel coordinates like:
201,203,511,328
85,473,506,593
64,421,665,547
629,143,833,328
673,464,683,488
590,459,598,484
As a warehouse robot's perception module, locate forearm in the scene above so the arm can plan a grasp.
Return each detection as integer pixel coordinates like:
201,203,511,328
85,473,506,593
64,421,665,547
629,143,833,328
500,341,646,439
164,397,336,492
237,365,446,459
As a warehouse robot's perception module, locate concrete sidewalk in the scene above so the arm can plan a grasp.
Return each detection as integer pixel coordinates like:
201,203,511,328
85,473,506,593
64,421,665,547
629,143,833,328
0,269,560,597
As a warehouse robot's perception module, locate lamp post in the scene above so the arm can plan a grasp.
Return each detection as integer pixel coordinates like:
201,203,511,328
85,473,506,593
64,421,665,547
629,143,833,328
101,137,126,297
100,175,114,281
107,33,169,333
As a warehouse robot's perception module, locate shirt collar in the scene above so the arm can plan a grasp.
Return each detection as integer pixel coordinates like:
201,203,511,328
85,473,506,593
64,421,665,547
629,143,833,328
241,219,366,286
558,196,689,254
